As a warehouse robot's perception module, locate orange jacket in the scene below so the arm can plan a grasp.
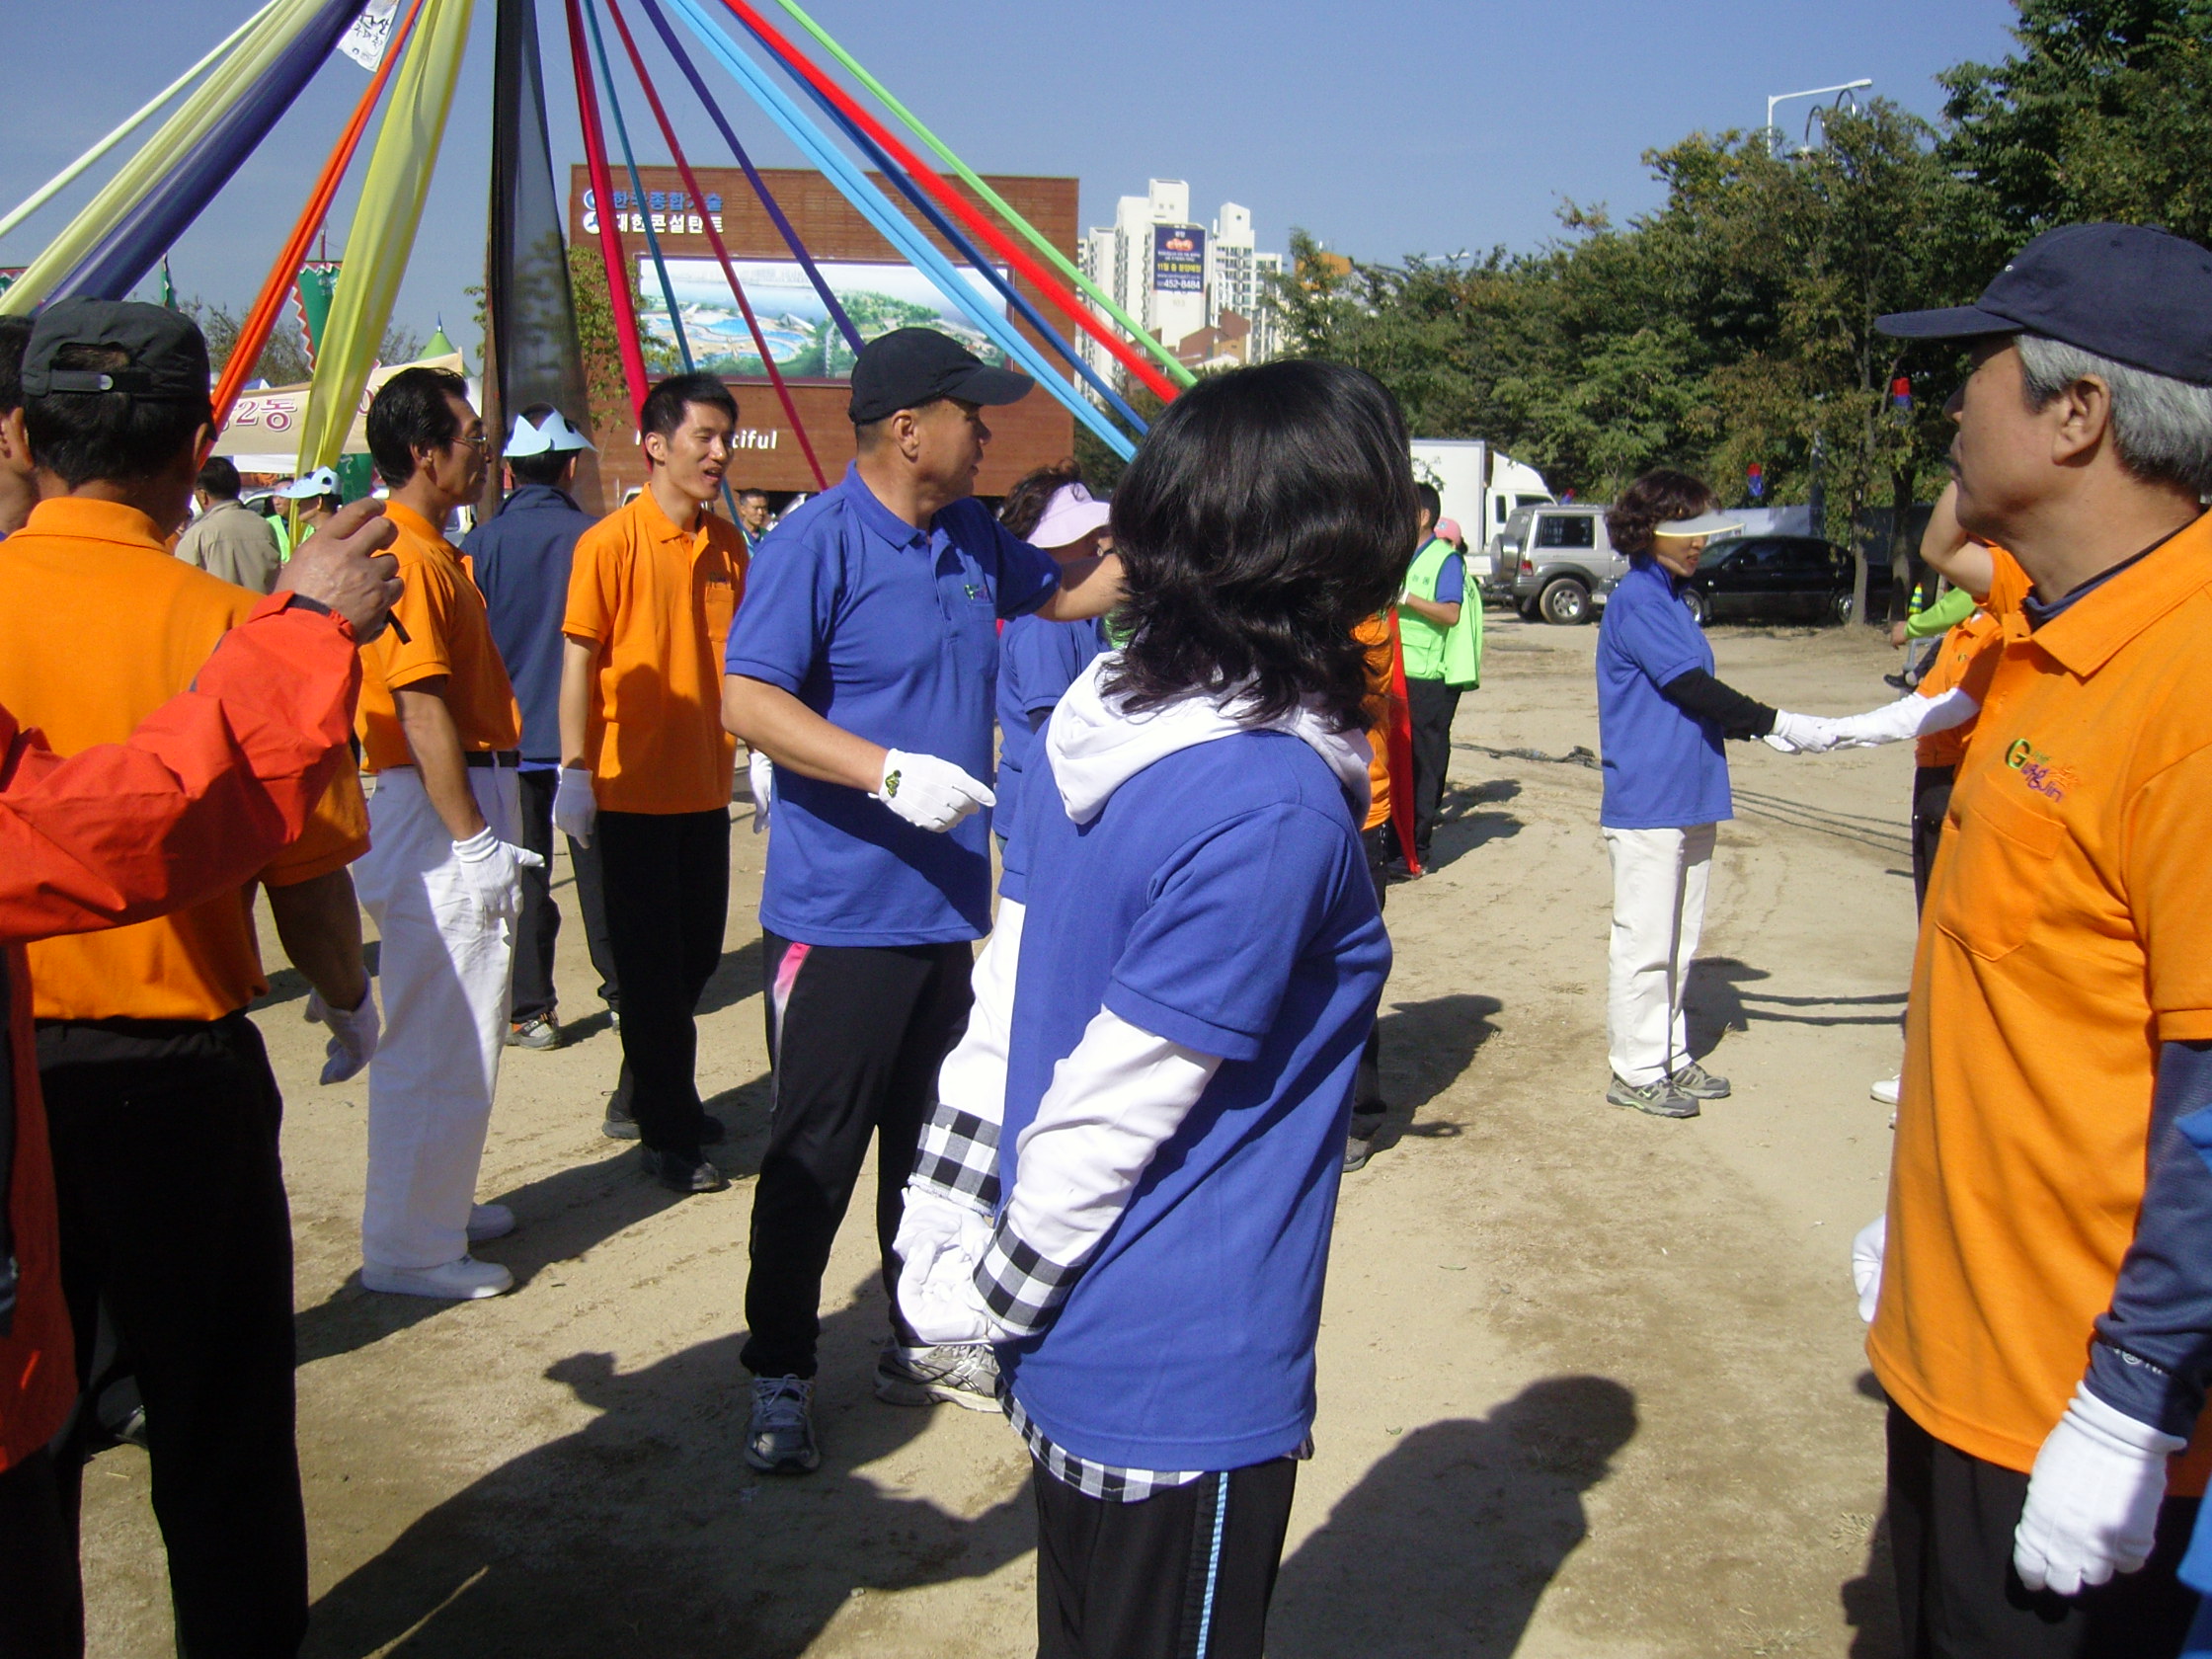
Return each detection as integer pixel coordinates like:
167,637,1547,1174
0,592,359,1470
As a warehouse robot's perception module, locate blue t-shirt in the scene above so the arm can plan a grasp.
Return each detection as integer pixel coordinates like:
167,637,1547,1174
997,730,1391,1473
1433,551,1465,606
462,484,592,766
994,612,1107,848
723,463,1061,945
1595,557,1732,830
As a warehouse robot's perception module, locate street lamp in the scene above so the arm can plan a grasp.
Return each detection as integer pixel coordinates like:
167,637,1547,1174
1766,79,1872,153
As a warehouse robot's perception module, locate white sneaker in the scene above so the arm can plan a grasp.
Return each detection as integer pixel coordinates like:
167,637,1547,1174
361,1255,514,1300
1871,1075,1901,1106
466,1202,515,1243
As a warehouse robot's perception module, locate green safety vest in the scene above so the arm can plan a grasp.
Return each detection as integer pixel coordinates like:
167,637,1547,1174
1397,538,1481,687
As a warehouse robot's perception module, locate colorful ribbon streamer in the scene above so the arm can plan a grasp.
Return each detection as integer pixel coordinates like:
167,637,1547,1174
2,0,348,315
579,0,693,373
564,0,650,423
766,0,1195,390
0,0,282,246
632,0,859,356
721,0,1176,406
295,0,477,473
599,0,828,487
212,0,427,432
661,0,1136,460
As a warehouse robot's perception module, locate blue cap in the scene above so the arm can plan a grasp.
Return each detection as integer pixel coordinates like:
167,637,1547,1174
1877,223,2212,386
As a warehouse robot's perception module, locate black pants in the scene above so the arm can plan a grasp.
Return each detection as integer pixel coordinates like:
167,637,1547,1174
1354,825,1391,1116
1404,676,1462,859
741,934,972,1379
36,1015,307,1659
1033,1459,1298,1659
1886,1405,2200,1658
0,1449,82,1657
1911,765,1955,916
597,809,730,1154
511,768,622,1023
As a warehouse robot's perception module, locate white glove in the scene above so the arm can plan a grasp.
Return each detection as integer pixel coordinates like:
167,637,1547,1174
875,749,994,832
2014,1384,2186,1596
1767,710,1839,753
749,749,773,834
305,986,379,1084
450,827,543,925
894,1185,1002,1345
1852,1214,1886,1324
552,765,596,845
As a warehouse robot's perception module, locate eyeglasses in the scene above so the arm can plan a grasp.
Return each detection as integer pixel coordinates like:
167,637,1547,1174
454,430,489,454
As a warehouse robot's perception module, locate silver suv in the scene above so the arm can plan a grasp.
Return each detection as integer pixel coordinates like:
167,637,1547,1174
1497,505,1620,625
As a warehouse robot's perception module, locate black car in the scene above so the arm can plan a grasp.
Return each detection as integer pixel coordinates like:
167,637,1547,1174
1680,535,1890,625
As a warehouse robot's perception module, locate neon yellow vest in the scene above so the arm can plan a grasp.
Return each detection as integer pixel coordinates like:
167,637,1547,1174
1398,538,1481,686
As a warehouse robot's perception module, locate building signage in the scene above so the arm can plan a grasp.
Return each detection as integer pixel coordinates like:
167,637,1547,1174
1152,224,1206,293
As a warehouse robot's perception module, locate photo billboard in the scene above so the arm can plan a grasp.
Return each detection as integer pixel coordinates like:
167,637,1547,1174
635,257,1010,378
1152,224,1206,293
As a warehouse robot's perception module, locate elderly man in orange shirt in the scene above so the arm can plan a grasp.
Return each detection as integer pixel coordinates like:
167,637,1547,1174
1855,225,2212,1657
554,372,747,1195
352,366,539,1303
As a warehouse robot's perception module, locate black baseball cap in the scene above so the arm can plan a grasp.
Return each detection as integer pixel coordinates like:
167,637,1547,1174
22,297,210,401
1877,223,2212,385
848,326,1031,424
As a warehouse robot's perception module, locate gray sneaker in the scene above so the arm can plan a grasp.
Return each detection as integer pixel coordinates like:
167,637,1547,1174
875,1342,1001,1412
1607,1074,1699,1119
746,1376,820,1473
1668,1061,1731,1100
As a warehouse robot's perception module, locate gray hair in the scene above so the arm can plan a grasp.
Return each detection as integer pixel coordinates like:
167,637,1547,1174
2015,333,2212,498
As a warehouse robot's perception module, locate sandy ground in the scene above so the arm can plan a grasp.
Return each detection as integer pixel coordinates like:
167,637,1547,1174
77,611,1927,1658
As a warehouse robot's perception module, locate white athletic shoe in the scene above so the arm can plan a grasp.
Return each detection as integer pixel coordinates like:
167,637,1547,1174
1870,1075,1901,1106
361,1255,514,1300
466,1202,515,1243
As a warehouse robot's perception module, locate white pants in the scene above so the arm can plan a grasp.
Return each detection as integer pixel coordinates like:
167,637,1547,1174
1603,824,1715,1087
355,766,520,1269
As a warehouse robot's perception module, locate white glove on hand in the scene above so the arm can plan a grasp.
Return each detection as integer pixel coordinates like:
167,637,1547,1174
552,766,596,845
894,1185,1002,1345
1851,1214,1886,1324
876,749,994,833
305,986,379,1084
451,827,543,925
1767,711,1839,753
749,749,773,834
2014,1384,2186,1596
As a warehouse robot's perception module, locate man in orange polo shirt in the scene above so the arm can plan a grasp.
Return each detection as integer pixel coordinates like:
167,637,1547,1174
0,299,389,1657
1859,224,2212,1656
555,373,745,1194
353,366,537,1302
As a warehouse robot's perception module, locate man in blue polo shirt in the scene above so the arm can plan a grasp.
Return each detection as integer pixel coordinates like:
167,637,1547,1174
721,328,1124,1473
462,406,622,1051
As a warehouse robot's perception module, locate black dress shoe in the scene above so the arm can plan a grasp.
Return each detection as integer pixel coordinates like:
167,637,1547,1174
640,1146,730,1194
603,1101,726,1144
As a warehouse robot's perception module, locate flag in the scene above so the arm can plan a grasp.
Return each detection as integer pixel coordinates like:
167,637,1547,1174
158,256,176,309
338,0,400,69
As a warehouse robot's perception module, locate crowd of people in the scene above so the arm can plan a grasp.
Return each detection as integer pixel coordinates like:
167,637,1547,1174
1,218,2211,1659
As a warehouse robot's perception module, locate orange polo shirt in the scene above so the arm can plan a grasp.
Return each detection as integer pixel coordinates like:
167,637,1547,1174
562,486,745,815
0,498,368,1021
1872,513,2212,1485
1355,613,1395,832
1912,609,2004,771
356,502,520,771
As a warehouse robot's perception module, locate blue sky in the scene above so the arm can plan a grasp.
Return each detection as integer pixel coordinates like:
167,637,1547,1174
0,0,2018,357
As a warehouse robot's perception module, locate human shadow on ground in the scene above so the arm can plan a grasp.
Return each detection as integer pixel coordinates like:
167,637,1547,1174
1367,993,1502,1156
302,1290,1034,1658
697,933,766,1018
1842,1501,1902,1658
255,941,383,1014
294,1146,704,1368
1687,958,1909,1060
1270,1376,1637,1658
1423,777,1525,872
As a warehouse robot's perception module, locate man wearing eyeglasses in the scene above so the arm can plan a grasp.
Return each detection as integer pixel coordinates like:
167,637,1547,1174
351,367,537,1302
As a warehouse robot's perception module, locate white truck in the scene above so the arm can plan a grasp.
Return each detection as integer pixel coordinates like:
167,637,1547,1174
1408,438,1555,588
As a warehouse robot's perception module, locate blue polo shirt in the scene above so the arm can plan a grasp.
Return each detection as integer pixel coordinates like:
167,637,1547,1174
997,730,1390,1473
463,483,592,766
994,612,1107,850
724,463,1061,946
1596,556,1732,830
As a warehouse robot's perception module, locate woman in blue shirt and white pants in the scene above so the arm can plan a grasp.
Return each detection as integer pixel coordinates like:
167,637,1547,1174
1595,471,1822,1119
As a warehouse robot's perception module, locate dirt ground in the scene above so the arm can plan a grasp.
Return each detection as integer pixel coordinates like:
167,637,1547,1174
80,611,1927,1658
